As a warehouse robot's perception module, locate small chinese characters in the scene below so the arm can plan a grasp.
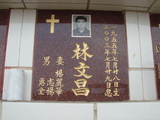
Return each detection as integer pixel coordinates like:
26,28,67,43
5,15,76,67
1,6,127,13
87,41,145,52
72,42,93,96
37,56,64,96
103,25,120,97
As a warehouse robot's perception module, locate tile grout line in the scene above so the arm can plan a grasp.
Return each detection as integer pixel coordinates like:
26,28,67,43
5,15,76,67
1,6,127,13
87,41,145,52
18,10,24,67
146,0,158,12
94,103,97,120
137,12,145,100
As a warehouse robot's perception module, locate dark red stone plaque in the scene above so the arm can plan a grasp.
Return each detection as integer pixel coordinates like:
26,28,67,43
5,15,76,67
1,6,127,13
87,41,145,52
150,14,160,99
32,10,129,101
0,10,10,99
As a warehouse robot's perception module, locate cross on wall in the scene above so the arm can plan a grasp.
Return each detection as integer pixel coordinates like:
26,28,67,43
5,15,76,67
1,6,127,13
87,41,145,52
46,14,59,33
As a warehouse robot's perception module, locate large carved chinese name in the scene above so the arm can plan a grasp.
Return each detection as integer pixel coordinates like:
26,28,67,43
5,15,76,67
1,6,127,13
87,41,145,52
32,10,129,101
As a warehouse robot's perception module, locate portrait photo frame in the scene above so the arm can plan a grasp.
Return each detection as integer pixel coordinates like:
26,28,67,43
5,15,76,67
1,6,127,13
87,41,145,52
72,14,91,37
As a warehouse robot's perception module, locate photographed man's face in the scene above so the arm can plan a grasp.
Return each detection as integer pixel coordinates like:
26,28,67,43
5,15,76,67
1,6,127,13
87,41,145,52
77,19,86,30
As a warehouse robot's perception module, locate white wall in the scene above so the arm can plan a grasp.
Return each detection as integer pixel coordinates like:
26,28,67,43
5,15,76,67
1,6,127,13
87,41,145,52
97,102,160,120
3,9,35,101
1,10,160,120
2,102,94,120
126,11,157,101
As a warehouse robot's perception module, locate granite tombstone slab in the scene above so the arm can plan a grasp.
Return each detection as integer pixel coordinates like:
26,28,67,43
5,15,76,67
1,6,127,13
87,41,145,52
32,10,129,101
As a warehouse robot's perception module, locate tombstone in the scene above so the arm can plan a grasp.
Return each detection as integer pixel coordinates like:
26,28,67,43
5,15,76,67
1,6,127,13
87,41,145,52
32,10,129,101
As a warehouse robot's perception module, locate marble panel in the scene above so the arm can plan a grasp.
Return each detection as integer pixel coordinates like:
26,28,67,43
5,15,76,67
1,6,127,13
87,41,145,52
32,10,129,101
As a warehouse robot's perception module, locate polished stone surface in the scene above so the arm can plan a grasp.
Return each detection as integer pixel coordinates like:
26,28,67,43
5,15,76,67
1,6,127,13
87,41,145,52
32,10,129,101
0,10,10,99
150,14,160,99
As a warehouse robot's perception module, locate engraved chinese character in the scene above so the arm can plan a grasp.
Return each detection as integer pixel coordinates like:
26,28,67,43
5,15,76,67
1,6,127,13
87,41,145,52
113,62,118,68
111,43,118,48
74,62,92,79
105,76,112,82
111,31,117,36
72,88,90,96
74,79,87,88
55,78,63,96
103,25,110,29
55,69,64,78
114,82,119,87
55,78,63,87
104,37,109,41
111,26,116,28
38,78,45,86
56,56,64,65
105,69,112,74
47,78,54,86
72,43,81,59
80,42,93,61
38,87,45,95
112,56,118,61
105,62,110,68
43,56,50,65
113,88,119,96
113,76,120,81
104,49,110,56
104,31,109,35
106,82,111,88
104,57,111,61
104,43,110,48
112,49,118,55
55,86,63,96
72,42,93,61
46,87,54,96
104,89,112,97
112,69,119,74
111,37,118,42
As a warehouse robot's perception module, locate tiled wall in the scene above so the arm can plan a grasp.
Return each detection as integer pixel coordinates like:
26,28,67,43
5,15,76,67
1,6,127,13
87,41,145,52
1,9,160,120
3,9,35,101
2,102,94,120
126,11,156,100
